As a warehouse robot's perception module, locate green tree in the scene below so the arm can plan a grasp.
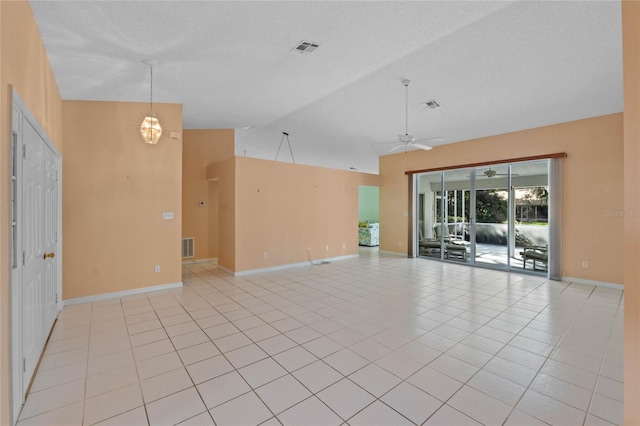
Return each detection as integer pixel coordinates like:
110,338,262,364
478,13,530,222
476,190,508,223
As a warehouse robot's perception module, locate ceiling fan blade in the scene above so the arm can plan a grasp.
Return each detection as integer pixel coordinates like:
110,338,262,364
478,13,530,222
387,144,405,152
413,143,433,151
415,137,445,144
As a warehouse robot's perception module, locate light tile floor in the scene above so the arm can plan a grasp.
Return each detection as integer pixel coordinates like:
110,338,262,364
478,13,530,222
18,251,624,425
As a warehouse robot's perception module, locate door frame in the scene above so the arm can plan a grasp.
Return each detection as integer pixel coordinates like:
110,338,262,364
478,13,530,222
414,159,553,275
11,90,63,424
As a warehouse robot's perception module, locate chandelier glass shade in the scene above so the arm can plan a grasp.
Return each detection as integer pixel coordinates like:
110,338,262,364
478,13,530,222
140,116,162,144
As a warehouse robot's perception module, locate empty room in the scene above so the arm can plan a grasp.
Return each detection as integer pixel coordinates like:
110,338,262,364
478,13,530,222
2,1,640,425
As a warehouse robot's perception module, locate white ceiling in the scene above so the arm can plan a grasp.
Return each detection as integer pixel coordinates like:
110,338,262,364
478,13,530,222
30,0,623,174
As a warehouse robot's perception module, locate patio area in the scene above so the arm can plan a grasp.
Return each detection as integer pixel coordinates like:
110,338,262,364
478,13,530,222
419,243,547,274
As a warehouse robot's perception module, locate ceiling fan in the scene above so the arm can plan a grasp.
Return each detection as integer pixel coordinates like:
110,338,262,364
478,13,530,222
480,168,519,178
384,79,444,152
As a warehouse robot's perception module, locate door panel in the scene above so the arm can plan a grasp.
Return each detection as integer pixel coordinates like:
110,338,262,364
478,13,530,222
43,144,58,330
21,120,45,389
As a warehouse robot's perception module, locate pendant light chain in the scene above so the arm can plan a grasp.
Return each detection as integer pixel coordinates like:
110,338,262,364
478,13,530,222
149,64,154,112
405,82,409,136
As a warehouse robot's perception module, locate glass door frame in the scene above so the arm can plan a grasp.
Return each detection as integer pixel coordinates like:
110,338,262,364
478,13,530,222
414,159,552,275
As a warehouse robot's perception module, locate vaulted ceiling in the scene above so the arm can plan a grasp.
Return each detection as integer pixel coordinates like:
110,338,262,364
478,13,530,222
30,1,623,174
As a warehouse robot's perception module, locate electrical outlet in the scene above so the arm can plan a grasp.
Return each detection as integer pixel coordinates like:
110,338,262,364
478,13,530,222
154,265,160,273
582,260,588,268
325,245,329,251
398,240,402,246
342,242,346,249
263,252,268,259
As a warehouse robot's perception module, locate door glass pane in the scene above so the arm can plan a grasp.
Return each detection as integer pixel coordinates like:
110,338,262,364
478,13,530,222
416,172,443,259
442,169,471,263
513,160,549,273
475,165,510,269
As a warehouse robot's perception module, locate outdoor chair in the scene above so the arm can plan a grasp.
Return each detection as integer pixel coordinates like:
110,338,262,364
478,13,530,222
521,245,548,271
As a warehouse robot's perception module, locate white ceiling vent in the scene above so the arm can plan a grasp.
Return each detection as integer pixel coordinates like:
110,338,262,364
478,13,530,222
423,99,441,109
291,41,319,54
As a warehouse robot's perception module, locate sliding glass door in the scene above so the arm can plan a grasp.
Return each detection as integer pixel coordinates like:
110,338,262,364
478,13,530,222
512,161,549,271
415,160,550,274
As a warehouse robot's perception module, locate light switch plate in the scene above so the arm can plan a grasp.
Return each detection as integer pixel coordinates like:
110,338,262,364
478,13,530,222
162,212,174,220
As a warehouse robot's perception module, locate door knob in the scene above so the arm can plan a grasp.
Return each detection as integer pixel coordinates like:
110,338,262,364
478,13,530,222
43,252,55,259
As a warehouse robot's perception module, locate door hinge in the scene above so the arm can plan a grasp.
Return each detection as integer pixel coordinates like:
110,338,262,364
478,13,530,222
55,293,58,304
22,251,25,266
22,144,26,159
22,358,25,373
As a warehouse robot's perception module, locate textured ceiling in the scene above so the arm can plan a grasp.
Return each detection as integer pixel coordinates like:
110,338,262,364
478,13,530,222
30,1,623,174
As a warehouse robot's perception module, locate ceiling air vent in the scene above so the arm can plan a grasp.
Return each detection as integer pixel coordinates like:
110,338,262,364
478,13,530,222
423,99,441,110
291,41,319,54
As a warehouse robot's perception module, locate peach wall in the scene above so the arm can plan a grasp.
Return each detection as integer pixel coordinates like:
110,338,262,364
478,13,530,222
380,114,624,284
208,181,220,259
182,129,234,261
62,100,183,299
232,157,379,272
623,1,640,423
207,157,236,271
0,1,63,423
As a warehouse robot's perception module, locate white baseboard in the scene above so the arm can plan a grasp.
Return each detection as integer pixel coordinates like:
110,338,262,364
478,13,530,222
182,258,218,265
233,254,359,277
63,281,184,306
561,276,623,290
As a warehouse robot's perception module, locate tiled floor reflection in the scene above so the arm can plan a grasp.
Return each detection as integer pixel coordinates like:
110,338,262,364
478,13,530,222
18,251,623,425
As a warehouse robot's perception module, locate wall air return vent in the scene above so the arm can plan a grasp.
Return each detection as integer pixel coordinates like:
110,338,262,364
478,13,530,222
423,99,441,109
182,238,194,258
291,41,319,54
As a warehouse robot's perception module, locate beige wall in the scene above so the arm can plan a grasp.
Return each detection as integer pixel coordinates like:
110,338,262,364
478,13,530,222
182,129,234,262
207,157,236,271
208,181,220,260
0,1,63,423
623,1,640,423
62,100,183,299
232,157,379,272
380,114,624,284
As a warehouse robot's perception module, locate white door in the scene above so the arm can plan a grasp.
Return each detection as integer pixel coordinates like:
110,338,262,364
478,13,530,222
21,120,46,390
14,107,60,414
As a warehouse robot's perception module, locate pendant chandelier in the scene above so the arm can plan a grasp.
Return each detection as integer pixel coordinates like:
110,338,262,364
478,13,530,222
140,60,162,144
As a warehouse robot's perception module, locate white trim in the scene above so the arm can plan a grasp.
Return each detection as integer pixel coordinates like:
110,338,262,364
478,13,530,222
63,282,183,306
232,254,359,277
561,276,623,290
182,257,217,265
